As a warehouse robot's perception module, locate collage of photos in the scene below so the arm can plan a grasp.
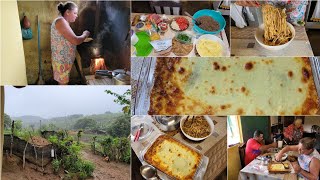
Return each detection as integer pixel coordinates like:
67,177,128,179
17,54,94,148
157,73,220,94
1,0,320,180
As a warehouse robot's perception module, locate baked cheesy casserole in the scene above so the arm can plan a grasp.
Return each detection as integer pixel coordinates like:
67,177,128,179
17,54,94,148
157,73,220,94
144,135,202,180
148,57,319,115
269,164,285,171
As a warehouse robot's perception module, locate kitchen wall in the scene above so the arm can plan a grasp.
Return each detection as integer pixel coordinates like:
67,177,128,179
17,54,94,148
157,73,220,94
73,1,130,70
1,1,27,85
240,116,271,142
227,145,241,180
304,116,320,133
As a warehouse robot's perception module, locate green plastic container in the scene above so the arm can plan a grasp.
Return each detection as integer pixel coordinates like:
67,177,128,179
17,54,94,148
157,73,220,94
134,31,153,56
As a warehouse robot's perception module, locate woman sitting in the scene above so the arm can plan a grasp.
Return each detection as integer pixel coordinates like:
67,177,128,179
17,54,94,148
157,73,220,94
276,137,320,180
284,118,304,145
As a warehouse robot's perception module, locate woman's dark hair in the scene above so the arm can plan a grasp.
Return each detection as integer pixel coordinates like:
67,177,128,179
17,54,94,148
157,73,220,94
299,137,316,150
254,130,263,138
57,1,77,16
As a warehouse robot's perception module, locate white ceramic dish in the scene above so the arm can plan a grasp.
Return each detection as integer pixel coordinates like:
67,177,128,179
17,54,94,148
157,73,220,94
180,116,214,141
195,34,228,57
275,153,288,161
255,22,295,51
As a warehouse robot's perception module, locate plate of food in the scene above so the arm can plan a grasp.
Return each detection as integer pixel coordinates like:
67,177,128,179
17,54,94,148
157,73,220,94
180,116,214,141
170,17,189,32
141,134,208,180
195,34,228,57
172,33,194,56
268,162,291,173
158,22,169,33
275,153,288,161
255,4,295,50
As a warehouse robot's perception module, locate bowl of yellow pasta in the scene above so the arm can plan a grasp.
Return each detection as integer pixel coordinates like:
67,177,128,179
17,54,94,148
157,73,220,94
195,34,228,57
255,4,296,51
255,22,295,51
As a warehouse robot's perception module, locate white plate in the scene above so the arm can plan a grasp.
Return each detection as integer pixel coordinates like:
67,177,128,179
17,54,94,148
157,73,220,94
275,153,288,161
255,22,295,51
180,116,214,141
195,34,228,57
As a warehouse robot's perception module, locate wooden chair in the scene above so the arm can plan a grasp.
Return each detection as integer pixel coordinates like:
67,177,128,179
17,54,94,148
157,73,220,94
238,142,246,168
149,1,182,15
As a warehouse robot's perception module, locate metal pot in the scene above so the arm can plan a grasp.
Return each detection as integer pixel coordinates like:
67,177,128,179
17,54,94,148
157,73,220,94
112,69,130,85
154,116,181,131
89,42,103,58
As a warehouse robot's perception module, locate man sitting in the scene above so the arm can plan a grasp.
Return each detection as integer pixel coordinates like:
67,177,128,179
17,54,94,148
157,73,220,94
245,130,277,165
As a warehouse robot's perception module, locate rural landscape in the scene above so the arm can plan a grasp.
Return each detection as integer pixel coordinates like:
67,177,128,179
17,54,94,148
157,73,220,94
2,86,130,180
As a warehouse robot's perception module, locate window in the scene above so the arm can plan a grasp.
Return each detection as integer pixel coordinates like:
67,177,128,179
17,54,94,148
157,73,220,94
227,115,242,146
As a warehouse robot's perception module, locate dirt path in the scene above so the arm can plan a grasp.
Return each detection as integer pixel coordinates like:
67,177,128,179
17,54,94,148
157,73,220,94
81,149,130,180
2,154,61,180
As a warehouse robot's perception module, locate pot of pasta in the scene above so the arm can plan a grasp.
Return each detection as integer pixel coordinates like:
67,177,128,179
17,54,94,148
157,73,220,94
255,4,295,50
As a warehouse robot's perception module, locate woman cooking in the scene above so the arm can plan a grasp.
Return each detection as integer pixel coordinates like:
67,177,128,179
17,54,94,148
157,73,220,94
276,137,320,180
284,118,304,145
51,1,90,85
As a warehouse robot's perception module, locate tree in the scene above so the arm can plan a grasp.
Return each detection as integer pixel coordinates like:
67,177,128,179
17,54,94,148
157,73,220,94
106,115,130,137
73,118,97,130
4,113,12,129
15,120,23,130
105,89,131,115
48,123,57,130
77,130,82,145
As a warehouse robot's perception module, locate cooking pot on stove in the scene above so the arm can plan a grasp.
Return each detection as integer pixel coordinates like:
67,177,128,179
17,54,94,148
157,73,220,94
89,42,103,58
112,69,130,85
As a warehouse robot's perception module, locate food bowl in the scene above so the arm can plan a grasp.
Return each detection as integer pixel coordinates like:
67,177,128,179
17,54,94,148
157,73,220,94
193,9,226,34
275,153,288,161
195,34,228,57
154,116,181,132
180,116,214,141
169,17,189,32
175,32,193,44
255,22,295,51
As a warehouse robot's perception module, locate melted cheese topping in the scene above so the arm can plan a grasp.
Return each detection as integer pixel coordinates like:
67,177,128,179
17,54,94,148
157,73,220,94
270,164,285,171
149,57,318,115
144,135,201,180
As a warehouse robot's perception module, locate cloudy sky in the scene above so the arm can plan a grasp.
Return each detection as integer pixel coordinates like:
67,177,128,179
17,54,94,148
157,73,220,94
4,86,130,118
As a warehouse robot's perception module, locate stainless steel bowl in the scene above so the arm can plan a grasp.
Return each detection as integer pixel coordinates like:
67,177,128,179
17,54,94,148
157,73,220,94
154,116,181,131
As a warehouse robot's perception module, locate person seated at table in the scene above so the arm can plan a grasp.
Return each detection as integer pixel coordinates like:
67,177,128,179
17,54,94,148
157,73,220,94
276,137,320,180
284,118,304,145
245,130,277,165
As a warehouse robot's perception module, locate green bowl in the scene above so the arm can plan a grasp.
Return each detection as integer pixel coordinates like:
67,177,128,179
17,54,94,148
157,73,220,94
134,31,153,56
175,33,192,44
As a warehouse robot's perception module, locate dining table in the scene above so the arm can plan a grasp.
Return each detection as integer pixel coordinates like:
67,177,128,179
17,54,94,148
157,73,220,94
239,152,299,180
231,26,314,57
131,13,230,57
131,115,227,180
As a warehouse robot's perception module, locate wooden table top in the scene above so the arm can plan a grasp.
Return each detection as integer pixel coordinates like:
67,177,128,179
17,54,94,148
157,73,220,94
231,26,314,57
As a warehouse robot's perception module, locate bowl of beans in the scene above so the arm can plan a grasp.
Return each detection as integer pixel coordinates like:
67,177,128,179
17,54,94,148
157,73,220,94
193,9,226,34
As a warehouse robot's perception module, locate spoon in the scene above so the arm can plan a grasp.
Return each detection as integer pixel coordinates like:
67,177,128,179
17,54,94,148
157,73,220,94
134,123,144,142
184,11,201,26
140,165,159,180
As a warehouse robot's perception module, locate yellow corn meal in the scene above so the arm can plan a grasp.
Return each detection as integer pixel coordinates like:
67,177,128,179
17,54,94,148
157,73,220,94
197,39,222,57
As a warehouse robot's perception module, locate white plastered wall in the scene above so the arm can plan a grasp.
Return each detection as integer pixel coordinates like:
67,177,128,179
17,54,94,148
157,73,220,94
1,0,27,85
